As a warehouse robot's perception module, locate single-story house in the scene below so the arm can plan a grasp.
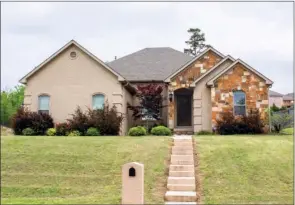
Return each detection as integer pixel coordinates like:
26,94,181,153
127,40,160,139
19,40,273,135
269,90,284,108
283,93,294,107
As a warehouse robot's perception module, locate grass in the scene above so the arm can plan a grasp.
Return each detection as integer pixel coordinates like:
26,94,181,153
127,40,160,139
1,136,170,204
195,135,294,204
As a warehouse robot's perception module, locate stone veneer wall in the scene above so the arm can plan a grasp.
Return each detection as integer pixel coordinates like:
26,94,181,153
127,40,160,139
211,63,269,126
168,50,222,128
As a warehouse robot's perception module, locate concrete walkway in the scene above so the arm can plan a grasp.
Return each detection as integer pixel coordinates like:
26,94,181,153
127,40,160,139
165,135,197,204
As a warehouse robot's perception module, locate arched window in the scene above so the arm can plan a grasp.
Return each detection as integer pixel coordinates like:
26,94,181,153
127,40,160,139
233,91,246,116
38,95,50,114
92,94,105,110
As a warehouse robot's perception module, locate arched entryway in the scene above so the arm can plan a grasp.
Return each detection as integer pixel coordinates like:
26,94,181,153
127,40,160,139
174,88,193,127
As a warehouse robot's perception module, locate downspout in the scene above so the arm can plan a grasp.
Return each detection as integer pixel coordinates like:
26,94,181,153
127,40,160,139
268,85,272,133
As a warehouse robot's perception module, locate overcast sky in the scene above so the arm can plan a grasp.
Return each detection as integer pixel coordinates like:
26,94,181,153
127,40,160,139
1,2,293,94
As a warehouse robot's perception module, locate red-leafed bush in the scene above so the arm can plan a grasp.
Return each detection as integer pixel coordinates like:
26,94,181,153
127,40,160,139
216,109,264,135
11,107,54,135
66,102,124,136
55,122,71,136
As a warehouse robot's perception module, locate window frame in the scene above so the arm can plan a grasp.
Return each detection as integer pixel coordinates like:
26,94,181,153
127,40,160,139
92,93,105,110
38,94,50,114
233,90,246,116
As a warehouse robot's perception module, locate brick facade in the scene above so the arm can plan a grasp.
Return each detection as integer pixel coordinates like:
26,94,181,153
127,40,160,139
211,63,269,126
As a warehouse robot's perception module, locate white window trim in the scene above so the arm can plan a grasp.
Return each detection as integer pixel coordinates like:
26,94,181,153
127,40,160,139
38,94,50,114
233,91,246,116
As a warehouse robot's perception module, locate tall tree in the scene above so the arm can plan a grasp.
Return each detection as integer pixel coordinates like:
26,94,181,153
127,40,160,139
184,28,207,56
1,85,25,126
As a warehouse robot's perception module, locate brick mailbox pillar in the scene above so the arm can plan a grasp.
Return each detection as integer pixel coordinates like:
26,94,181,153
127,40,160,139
121,162,144,204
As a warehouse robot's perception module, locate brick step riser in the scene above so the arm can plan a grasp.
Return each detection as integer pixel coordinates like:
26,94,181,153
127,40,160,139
167,184,196,191
169,171,195,177
165,195,197,202
170,165,194,171
168,178,195,184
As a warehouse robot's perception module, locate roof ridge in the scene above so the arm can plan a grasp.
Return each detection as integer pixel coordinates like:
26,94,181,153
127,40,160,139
107,47,149,64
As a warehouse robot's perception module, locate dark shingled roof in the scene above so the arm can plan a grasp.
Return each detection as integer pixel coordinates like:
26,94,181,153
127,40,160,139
269,90,283,97
107,47,193,81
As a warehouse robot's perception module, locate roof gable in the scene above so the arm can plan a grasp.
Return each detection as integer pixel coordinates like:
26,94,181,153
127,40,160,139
206,59,273,86
19,40,125,84
190,55,235,87
164,46,225,82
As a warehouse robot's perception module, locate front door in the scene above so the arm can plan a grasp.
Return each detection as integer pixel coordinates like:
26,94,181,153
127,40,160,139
176,95,192,126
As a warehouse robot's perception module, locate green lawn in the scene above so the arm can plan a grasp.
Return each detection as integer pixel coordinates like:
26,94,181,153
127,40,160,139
1,136,170,204
195,135,294,204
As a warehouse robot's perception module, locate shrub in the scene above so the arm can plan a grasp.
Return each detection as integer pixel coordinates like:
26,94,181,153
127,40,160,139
196,130,214,135
151,125,171,136
86,127,100,136
68,130,81,136
11,107,54,135
216,109,264,135
22,128,35,136
46,128,56,136
271,112,293,133
86,102,124,135
67,107,89,136
55,123,71,136
128,126,147,136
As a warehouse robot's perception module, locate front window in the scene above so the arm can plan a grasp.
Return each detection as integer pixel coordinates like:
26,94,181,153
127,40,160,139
92,94,105,110
38,95,50,114
233,91,246,116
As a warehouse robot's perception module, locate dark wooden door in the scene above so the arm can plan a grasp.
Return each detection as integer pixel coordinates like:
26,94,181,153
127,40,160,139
176,95,192,126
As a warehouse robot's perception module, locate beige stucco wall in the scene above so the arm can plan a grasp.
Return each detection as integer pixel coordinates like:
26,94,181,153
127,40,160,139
24,44,129,135
193,59,234,132
269,96,283,108
123,86,134,135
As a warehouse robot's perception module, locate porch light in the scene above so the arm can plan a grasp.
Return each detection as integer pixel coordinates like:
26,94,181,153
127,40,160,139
169,91,174,102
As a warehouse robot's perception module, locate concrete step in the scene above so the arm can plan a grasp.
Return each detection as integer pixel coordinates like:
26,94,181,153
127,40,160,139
174,140,192,144
171,159,194,165
169,170,195,177
165,191,197,202
165,202,197,205
172,147,193,152
168,177,195,184
172,150,194,155
174,139,192,142
170,165,194,171
167,184,196,191
173,142,193,147
171,155,194,161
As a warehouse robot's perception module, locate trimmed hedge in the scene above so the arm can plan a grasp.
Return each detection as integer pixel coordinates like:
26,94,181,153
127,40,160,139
22,128,35,136
46,128,56,136
128,126,147,136
86,127,100,136
151,126,171,136
68,130,81,136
